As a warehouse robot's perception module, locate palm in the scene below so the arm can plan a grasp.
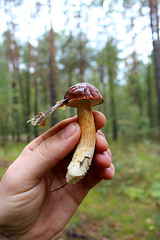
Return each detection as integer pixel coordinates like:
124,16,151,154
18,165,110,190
22,155,97,239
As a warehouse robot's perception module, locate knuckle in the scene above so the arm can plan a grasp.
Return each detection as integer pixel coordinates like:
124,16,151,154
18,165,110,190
38,140,50,159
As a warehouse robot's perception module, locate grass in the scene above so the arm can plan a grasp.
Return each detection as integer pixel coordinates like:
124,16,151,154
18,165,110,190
0,142,26,161
0,139,160,239
0,142,26,178
62,139,160,239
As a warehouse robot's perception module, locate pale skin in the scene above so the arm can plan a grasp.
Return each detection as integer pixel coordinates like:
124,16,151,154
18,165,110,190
0,111,115,240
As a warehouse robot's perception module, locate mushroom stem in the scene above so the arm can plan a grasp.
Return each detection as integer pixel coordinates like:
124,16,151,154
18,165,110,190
66,100,96,184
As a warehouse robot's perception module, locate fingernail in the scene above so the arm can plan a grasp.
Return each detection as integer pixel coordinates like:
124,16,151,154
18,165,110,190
107,149,112,157
107,167,113,177
104,150,110,160
108,164,115,176
97,130,105,138
60,123,77,139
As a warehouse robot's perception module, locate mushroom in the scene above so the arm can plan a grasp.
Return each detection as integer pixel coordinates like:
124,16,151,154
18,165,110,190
64,83,104,184
28,83,104,184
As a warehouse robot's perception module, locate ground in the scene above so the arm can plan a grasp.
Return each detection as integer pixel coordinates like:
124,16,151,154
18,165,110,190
0,140,160,240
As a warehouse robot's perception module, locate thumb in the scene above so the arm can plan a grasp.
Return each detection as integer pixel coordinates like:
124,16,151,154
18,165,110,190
17,122,81,181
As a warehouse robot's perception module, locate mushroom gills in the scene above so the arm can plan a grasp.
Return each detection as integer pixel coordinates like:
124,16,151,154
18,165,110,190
66,101,96,184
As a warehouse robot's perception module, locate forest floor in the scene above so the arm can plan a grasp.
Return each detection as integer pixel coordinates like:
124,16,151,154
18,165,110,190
0,139,160,240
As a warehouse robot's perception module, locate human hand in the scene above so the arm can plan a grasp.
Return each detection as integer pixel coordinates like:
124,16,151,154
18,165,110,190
0,111,114,240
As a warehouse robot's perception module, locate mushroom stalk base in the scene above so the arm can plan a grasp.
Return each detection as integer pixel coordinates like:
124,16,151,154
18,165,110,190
66,101,96,184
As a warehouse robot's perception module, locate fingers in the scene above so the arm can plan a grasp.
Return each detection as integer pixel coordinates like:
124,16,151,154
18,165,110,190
94,148,114,180
95,130,111,168
93,111,106,130
95,130,108,153
81,153,114,192
96,163,115,180
16,122,81,181
94,130,114,181
94,150,111,168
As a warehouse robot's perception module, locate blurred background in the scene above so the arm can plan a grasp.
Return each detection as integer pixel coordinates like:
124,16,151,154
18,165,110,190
0,0,160,239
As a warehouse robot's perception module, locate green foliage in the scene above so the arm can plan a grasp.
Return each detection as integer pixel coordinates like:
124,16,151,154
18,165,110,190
104,38,120,80
149,183,160,206
0,0,159,142
0,168,7,180
123,186,146,200
0,49,12,139
0,141,26,161
60,141,160,239
123,0,137,9
0,135,160,239
90,0,104,7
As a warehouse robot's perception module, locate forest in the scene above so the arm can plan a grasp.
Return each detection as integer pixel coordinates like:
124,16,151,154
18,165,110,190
0,0,160,239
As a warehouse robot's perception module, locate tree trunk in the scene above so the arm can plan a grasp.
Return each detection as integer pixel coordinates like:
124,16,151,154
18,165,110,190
49,26,57,126
78,1,84,83
26,42,31,142
153,41,160,126
47,0,57,126
110,80,117,140
33,43,39,137
79,31,84,82
68,33,74,116
98,63,107,116
108,70,117,140
149,0,160,126
68,33,73,88
146,64,153,128
11,81,20,141
13,39,25,108
130,17,143,115
105,39,118,140
8,26,21,141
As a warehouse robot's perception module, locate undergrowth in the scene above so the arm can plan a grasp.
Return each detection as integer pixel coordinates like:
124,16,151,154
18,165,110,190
0,140,160,239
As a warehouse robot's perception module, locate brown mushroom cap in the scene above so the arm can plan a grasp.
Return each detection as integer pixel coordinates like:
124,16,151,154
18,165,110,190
64,83,104,108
